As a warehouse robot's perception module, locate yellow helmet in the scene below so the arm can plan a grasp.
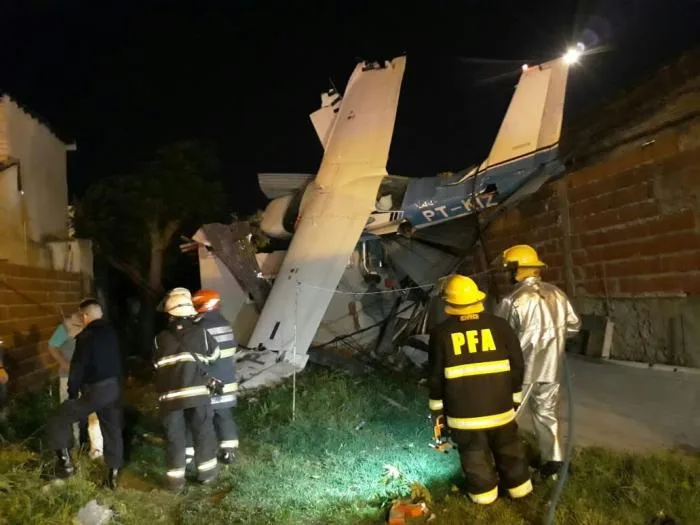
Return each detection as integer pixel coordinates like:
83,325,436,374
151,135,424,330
502,244,546,268
441,274,486,315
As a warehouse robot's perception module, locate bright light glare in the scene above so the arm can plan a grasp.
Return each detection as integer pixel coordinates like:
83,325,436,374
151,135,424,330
521,64,529,71
563,47,581,64
563,42,585,64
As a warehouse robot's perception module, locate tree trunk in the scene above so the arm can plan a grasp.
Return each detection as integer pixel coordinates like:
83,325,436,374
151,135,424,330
139,220,180,356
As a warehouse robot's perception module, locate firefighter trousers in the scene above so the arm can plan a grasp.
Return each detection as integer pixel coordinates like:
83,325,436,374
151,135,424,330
162,405,218,486
185,407,238,461
46,377,124,469
451,421,532,505
525,382,562,462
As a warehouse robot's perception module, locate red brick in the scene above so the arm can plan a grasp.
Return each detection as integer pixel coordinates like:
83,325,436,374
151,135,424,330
658,145,700,174
2,277,45,293
0,315,61,337
653,231,700,254
577,231,700,264
8,304,46,319
618,273,700,295
572,201,659,233
579,210,696,247
661,251,700,273
603,258,663,278
541,267,561,281
19,291,50,304
569,166,655,202
16,265,54,279
571,182,654,218
575,279,607,296
567,141,675,190
0,290,26,305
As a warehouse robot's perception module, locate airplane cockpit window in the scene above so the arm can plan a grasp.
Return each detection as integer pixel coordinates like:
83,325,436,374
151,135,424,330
438,165,479,186
374,176,409,211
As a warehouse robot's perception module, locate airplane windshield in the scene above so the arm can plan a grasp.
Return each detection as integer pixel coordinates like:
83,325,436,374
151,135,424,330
374,176,409,211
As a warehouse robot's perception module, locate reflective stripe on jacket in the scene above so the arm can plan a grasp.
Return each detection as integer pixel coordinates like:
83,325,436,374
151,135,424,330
154,317,220,411
427,312,525,431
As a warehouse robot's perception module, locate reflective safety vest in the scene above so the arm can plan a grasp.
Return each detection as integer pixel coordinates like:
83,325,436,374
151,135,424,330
195,311,238,408
153,317,221,411
427,311,525,431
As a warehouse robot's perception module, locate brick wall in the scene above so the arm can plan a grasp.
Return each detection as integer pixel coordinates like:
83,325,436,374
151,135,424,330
0,261,82,393
483,129,700,297
473,122,700,365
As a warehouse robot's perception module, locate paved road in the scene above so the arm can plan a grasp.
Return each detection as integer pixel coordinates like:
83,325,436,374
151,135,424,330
516,355,700,453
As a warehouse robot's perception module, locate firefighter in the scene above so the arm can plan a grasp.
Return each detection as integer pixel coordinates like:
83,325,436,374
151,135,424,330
45,299,124,489
154,290,221,491
494,244,581,479
428,274,532,505
189,289,239,464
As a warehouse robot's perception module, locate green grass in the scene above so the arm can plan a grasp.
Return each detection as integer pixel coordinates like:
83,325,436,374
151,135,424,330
0,366,698,524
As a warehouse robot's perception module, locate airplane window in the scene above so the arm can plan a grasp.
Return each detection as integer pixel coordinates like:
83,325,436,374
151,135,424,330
374,176,409,211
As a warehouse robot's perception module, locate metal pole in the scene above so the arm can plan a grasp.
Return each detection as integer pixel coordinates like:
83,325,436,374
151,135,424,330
292,281,299,421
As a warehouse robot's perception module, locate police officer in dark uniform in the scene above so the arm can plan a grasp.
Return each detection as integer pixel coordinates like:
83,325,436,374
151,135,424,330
428,274,532,505
190,289,239,464
154,290,221,491
46,298,124,489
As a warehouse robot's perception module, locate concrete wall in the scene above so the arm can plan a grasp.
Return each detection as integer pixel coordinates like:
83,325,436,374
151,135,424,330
0,95,69,267
472,81,700,366
0,261,83,393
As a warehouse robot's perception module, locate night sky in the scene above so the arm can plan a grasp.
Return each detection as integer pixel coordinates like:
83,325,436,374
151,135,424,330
2,0,699,217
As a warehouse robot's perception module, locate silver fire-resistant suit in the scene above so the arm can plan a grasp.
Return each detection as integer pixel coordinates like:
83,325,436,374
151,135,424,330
495,276,581,463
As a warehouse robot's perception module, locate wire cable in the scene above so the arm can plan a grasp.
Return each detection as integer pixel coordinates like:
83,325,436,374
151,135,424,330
543,351,574,525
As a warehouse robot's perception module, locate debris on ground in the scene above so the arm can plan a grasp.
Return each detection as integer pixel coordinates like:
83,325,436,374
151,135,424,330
387,500,430,525
75,499,113,525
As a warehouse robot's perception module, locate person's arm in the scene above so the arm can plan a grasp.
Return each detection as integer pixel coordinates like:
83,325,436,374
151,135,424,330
47,325,70,372
427,327,445,420
504,320,526,406
565,296,582,338
199,329,221,365
67,333,90,399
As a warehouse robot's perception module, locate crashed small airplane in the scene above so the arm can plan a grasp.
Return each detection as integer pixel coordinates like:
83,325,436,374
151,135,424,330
192,49,581,390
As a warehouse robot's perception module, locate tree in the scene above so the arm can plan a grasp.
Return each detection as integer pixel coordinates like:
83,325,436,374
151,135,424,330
73,140,227,351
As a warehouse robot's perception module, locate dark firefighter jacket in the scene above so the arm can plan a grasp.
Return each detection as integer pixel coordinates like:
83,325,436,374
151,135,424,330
427,311,525,431
195,310,238,408
153,317,221,411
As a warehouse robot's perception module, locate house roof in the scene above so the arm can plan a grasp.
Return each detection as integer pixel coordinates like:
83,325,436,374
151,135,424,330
0,92,73,145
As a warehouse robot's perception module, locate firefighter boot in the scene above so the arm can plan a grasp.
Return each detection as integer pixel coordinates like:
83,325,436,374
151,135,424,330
218,449,236,465
540,460,572,480
55,449,75,479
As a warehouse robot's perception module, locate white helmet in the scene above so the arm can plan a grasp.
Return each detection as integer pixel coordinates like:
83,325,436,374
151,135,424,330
164,294,197,318
158,287,192,312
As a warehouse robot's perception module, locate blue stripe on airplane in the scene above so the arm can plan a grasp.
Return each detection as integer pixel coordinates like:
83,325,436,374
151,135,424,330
402,147,561,229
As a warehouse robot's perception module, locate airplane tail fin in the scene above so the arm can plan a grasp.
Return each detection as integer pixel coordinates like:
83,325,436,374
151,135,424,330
481,58,570,170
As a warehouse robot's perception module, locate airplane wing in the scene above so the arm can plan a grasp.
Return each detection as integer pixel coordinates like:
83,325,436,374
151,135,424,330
239,57,407,388
257,173,314,199
310,90,342,150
